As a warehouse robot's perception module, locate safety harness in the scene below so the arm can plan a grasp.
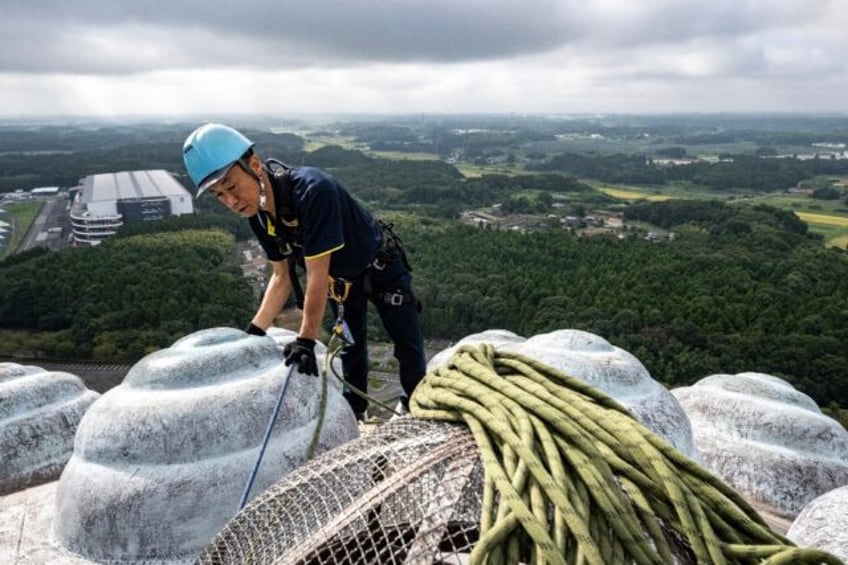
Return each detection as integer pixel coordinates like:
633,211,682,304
359,219,420,309
258,160,421,324
254,160,305,308
327,221,421,347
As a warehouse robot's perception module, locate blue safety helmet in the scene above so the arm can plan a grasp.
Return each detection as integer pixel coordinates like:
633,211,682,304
183,123,255,197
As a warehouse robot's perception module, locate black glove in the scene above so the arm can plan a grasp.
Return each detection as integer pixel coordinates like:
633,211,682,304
245,322,266,336
283,336,318,376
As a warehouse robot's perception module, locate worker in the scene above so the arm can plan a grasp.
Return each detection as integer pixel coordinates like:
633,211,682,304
182,123,426,419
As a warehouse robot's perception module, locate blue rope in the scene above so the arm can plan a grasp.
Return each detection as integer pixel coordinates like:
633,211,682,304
237,363,295,511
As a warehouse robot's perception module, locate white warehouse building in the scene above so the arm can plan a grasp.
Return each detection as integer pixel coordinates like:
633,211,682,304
70,170,194,246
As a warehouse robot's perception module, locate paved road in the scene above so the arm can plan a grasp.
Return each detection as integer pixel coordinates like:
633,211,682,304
18,196,71,253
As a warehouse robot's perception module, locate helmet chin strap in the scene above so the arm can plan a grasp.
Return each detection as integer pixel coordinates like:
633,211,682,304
237,157,266,211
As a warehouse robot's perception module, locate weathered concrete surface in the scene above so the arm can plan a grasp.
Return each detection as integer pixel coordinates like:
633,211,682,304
787,485,848,561
426,329,526,373
672,372,848,518
52,328,359,563
0,482,93,565
0,363,99,495
429,329,697,459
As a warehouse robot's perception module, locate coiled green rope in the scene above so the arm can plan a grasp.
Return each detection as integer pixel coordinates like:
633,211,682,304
307,334,401,459
409,344,844,565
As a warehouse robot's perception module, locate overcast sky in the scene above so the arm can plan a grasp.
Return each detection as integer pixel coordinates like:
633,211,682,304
1,0,846,117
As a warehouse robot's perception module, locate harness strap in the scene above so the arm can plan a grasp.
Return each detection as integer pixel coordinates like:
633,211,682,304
258,160,305,309
361,269,422,312
375,289,420,310
372,220,413,272
287,257,305,310
265,159,296,218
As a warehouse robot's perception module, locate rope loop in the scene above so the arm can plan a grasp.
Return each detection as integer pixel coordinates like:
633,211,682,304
410,343,842,565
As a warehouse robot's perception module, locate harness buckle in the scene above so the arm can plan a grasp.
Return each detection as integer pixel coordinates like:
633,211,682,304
371,255,387,271
329,277,353,304
387,292,404,306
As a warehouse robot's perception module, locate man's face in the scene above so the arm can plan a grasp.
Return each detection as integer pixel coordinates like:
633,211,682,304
208,163,259,217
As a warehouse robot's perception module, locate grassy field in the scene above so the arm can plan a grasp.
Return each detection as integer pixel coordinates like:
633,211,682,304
583,180,848,247
591,184,672,202
301,136,357,152
746,191,848,247
301,137,848,246
0,200,42,258
400,156,848,246
455,163,525,178
302,133,848,246
366,150,442,161
794,211,848,227
302,135,443,163
793,212,848,248
828,235,848,249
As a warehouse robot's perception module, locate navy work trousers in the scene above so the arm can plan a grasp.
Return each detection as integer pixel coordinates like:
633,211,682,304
329,252,426,415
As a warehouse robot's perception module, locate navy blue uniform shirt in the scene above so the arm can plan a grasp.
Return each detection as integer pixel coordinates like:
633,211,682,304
249,165,383,279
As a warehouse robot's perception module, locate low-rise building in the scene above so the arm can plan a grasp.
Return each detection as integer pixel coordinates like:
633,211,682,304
70,170,193,246
30,186,61,198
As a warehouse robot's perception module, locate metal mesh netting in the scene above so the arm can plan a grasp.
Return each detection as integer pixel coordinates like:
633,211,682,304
196,344,844,565
198,418,484,564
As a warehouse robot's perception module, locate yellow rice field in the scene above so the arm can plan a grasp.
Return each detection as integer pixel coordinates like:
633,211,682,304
793,212,848,248
795,211,848,227
597,187,672,202
829,235,848,249
367,151,442,161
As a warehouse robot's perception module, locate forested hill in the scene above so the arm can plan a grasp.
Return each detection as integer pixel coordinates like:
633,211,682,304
400,201,848,408
529,150,848,189
0,230,254,359
0,200,846,409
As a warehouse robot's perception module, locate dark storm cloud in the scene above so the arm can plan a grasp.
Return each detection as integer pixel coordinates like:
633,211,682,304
0,0,835,75
0,0,575,74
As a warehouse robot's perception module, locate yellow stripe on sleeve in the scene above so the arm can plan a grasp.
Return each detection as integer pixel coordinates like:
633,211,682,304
304,243,344,261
